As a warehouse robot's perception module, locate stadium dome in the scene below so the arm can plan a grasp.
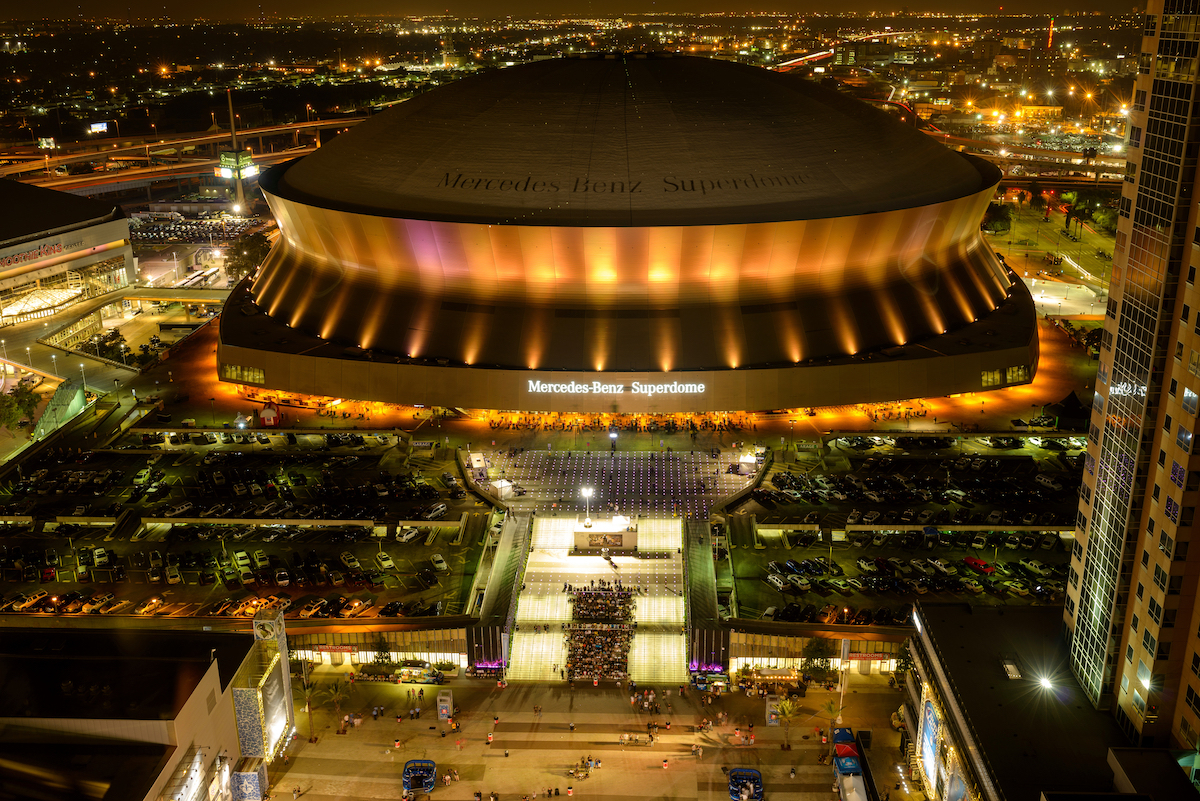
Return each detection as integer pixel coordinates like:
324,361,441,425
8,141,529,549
236,54,1030,412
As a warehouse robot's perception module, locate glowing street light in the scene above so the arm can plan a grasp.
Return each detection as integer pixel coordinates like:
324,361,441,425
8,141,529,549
581,486,594,527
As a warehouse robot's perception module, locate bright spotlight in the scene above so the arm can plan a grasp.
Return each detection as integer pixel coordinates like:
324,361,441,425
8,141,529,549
1039,677,1052,689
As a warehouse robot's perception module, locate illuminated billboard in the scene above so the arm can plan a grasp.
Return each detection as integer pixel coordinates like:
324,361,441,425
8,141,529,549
87,122,109,134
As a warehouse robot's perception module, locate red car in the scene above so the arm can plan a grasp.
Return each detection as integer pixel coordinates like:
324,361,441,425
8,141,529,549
962,556,994,575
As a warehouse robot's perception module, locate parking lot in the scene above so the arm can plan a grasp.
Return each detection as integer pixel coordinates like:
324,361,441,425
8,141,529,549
0,428,495,622
722,436,1081,622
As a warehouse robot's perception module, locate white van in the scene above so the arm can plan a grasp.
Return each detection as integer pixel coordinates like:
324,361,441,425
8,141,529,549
423,503,448,521
761,606,777,621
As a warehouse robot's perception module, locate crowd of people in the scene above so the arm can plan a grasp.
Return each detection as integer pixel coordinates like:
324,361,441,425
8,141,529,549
564,622,632,682
566,579,634,621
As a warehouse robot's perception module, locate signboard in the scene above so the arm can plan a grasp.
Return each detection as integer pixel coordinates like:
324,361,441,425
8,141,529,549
88,122,109,134
37,137,55,149
316,644,353,652
921,700,942,782
527,378,705,397
216,150,257,180
411,441,435,449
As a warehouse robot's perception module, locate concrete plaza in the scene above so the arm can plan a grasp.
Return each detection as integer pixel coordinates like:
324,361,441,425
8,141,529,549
275,672,915,801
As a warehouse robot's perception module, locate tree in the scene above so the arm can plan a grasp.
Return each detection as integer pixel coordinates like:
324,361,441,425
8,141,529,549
0,394,20,436
982,202,1012,233
801,636,837,676
293,670,321,743
774,697,804,749
1028,180,1045,211
1093,207,1118,234
372,634,393,666
322,678,353,733
223,231,272,283
895,641,914,677
10,382,39,424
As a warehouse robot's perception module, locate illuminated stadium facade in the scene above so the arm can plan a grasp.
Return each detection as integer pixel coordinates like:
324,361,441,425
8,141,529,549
217,53,1038,414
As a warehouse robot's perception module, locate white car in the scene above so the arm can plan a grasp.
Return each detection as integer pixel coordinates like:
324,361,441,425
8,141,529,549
960,578,983,594
787,574,811,592
375,552,395,570
928,558,958,576
135,595,165,615
1003,580,1031,596
340,552,361,570
133,468,152,484
910,559,934,575
252,550,269,569
971,534,987,550
101,599,133,614
83,592,115,613
166,565,182,585
166,502,193,518
13,589,49,611
431,553,449,571
863,510,881,524
397,527,420,543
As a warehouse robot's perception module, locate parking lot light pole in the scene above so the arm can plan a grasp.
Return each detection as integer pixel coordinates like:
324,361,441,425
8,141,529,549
210,397,216,427
79,363,86,390
581,486,594,526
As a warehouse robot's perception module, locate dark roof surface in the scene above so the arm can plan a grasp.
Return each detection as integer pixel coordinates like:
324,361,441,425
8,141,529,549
0,732,173,801
274,54,990,226
0,627,254,719
915,603,1129,801
0,179,122,245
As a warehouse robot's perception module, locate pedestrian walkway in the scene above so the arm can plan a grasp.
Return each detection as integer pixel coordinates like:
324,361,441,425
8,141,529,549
508,516,688,685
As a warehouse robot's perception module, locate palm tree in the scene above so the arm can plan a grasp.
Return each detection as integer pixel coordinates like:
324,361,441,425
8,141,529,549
774,697,804,750
293,671,321,743
817,698,847,758
323,678,353,734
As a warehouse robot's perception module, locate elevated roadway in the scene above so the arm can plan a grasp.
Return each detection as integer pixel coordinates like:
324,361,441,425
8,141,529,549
0,118,365,178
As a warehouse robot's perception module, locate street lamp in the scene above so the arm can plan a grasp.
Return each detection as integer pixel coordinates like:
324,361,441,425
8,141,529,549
210,397,217,427
50,354,57,375
609,430,617,452
581,486,594,527
79,363,86,390
0,339,7,361
24,346,30,366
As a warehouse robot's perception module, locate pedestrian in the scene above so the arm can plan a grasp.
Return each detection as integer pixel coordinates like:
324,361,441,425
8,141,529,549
456,739,463,751
569,722,575,732
453,770,459,781
373,707,378,721
292,788,298,800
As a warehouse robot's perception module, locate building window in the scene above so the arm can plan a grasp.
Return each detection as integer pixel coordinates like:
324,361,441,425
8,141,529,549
1142,628,1157,655
1070,568,1080,588
1158,641,1172,661
1187,685,1200,717
1192,652,1200,679
1134,88,1147,112
1186,388,1200,415
1154,563,1168,591
1143,549,1151,568
1128,644,1136,663
1137,581,1144,600
1148,597,1163,625
1153,484,1161,501
1089,425,1101,446
982,369,1003,388
1183,716,1196,744
1190,265,1197,285
1161,530,1176,559
1006,365,1030,384
1133,690,1147,715
1165,608,1177,628
1172,460,1186,488
1191,350,1200,378
1167,496,1181,524
1165,414,1173,433
1186,305,1193,324
1073,540,1084,560
1066,595,1076,617
1178,424,1193,453
219,363,265,385
1160,449,1168,467
1171,379,1179,396
1085,453,1096,475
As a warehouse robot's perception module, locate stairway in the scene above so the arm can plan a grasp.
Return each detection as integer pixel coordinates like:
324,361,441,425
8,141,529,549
628,631,689,685
505,631,567,682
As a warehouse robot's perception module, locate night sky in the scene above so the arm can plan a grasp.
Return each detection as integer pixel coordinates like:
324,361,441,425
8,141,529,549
21,1,1135,22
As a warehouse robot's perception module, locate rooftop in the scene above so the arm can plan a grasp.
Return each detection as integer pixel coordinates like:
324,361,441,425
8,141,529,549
273,53,993,226
914,603,1130,801
0,626,254,719
0,179,124,246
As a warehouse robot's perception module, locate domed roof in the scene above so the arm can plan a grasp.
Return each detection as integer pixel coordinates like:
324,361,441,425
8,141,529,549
271,54,990,226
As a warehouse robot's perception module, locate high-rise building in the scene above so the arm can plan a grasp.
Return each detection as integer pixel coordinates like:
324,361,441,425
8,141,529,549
1067,0,1200,748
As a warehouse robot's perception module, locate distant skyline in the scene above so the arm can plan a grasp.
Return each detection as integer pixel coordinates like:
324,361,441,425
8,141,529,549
12,2,1138,23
